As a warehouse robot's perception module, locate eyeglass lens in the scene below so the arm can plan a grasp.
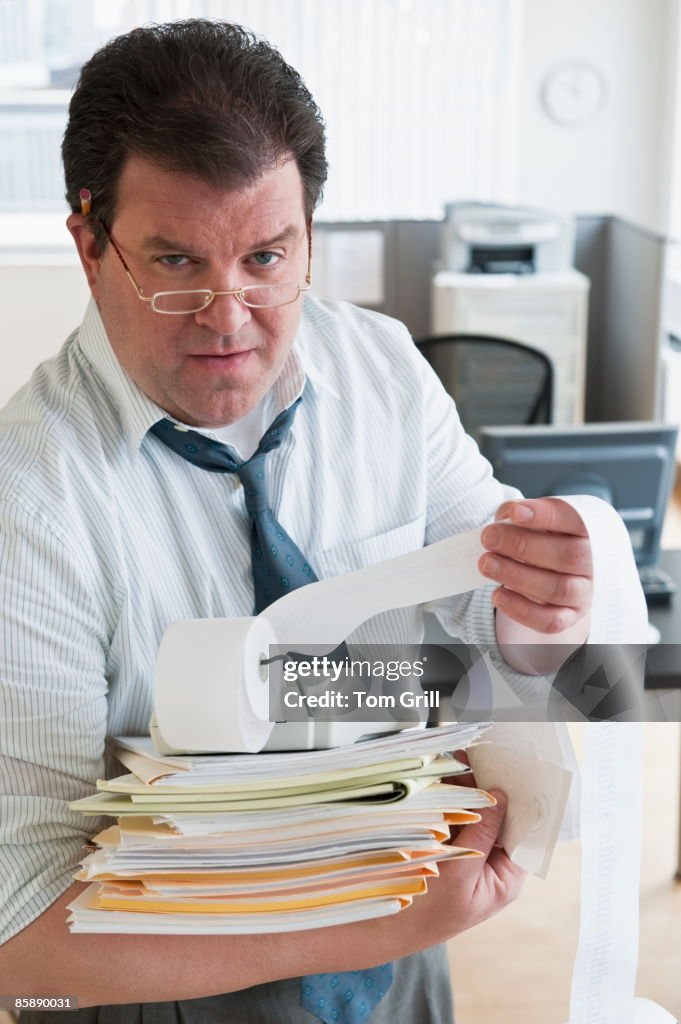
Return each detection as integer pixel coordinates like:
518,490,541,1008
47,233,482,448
152,284,303,314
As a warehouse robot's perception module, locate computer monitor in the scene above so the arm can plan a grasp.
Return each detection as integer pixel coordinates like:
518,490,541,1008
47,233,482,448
479,422,678,569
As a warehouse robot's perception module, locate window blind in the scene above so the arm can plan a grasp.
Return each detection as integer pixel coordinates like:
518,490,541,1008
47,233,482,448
0,0,523,220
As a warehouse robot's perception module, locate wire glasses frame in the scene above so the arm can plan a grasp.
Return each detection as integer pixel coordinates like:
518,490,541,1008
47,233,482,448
99,220,312,314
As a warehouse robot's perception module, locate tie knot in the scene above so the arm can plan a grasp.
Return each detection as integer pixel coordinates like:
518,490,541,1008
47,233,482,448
238,455,270,513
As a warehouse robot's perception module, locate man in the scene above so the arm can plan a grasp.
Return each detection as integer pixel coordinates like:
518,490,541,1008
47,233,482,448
0,20,593,1022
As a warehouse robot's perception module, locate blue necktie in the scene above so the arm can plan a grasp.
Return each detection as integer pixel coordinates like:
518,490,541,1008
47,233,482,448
301,965,393,1023
149,401,394,1021
150,399,316,613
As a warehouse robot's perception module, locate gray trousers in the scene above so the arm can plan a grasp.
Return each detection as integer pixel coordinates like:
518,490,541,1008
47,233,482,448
20,947,453,1024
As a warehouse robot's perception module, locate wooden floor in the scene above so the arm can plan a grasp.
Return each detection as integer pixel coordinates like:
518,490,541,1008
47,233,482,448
447,723,681,1022
447,478,681,1023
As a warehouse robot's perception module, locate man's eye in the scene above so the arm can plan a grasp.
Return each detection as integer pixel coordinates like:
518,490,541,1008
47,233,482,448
159,254,190,267
251,251,281,267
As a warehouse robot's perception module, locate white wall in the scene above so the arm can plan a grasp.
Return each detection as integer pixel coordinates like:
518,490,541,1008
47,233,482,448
0,256,90,406
517,0,678,235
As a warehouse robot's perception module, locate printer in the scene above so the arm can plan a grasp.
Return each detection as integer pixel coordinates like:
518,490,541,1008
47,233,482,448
440,201,576,275
431,201,589,425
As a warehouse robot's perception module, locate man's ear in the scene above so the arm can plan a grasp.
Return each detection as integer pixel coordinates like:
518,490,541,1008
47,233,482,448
66,213,102,295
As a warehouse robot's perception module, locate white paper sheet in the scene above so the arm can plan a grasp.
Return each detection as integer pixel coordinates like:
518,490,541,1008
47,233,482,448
320,229,385,305
468,740,572,878
559,498,672,1023
633,998,678,1023
261,528,487,648
119,724,484,783
570,723,643,1023
477,716,577,843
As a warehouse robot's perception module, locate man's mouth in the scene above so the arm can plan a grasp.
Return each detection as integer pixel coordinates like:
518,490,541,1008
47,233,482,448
188,349,254,368
190,348,253,358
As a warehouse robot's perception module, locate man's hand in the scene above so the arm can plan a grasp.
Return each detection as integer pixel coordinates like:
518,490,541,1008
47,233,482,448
479,497,593,638
388,790,526,952
443,789,527,934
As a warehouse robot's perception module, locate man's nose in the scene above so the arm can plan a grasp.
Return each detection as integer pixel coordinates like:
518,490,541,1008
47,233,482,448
193,291,252,334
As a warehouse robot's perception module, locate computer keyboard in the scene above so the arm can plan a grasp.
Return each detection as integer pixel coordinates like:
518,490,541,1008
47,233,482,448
638,565,677,606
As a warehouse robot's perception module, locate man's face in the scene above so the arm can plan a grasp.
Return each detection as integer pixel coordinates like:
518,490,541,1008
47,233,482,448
70,155,310,426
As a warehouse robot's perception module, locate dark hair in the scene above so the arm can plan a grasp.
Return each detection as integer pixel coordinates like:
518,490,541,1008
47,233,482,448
62,19,327,249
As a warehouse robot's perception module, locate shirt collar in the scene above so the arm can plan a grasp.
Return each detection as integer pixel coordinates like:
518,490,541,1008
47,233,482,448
77,298,166,452
292,298,342,402
76,296,340,454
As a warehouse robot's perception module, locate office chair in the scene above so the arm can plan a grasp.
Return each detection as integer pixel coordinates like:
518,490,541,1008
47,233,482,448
415,333,554,442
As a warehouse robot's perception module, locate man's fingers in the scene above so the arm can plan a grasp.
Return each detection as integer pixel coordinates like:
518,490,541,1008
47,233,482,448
483,845,527,897
492,586,589,633
453,789,506,862
494,498,589,537
437,789,527,928
479,553,593,609
453,790,527,904
481,522,592,578
484,497,594,635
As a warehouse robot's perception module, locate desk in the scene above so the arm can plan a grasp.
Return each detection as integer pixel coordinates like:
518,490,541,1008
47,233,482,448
645,549,681,879
646,549,681,686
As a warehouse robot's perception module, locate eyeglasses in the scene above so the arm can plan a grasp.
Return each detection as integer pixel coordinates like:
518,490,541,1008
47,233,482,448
99,221,312,315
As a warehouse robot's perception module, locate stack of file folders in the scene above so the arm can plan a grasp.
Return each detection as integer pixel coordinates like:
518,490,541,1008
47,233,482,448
67,723,494,934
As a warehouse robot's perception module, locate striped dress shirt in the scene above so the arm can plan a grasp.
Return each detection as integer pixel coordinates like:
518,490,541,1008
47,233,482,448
0,295,505,944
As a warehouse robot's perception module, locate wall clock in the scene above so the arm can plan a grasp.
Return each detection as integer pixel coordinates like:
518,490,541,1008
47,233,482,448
541,61,607,127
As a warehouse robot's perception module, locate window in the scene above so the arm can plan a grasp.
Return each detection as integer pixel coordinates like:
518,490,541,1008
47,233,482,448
0,0,523,220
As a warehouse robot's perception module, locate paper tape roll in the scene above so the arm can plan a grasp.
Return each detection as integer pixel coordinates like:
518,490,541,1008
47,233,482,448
154,616,275,753
152,528,490,754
